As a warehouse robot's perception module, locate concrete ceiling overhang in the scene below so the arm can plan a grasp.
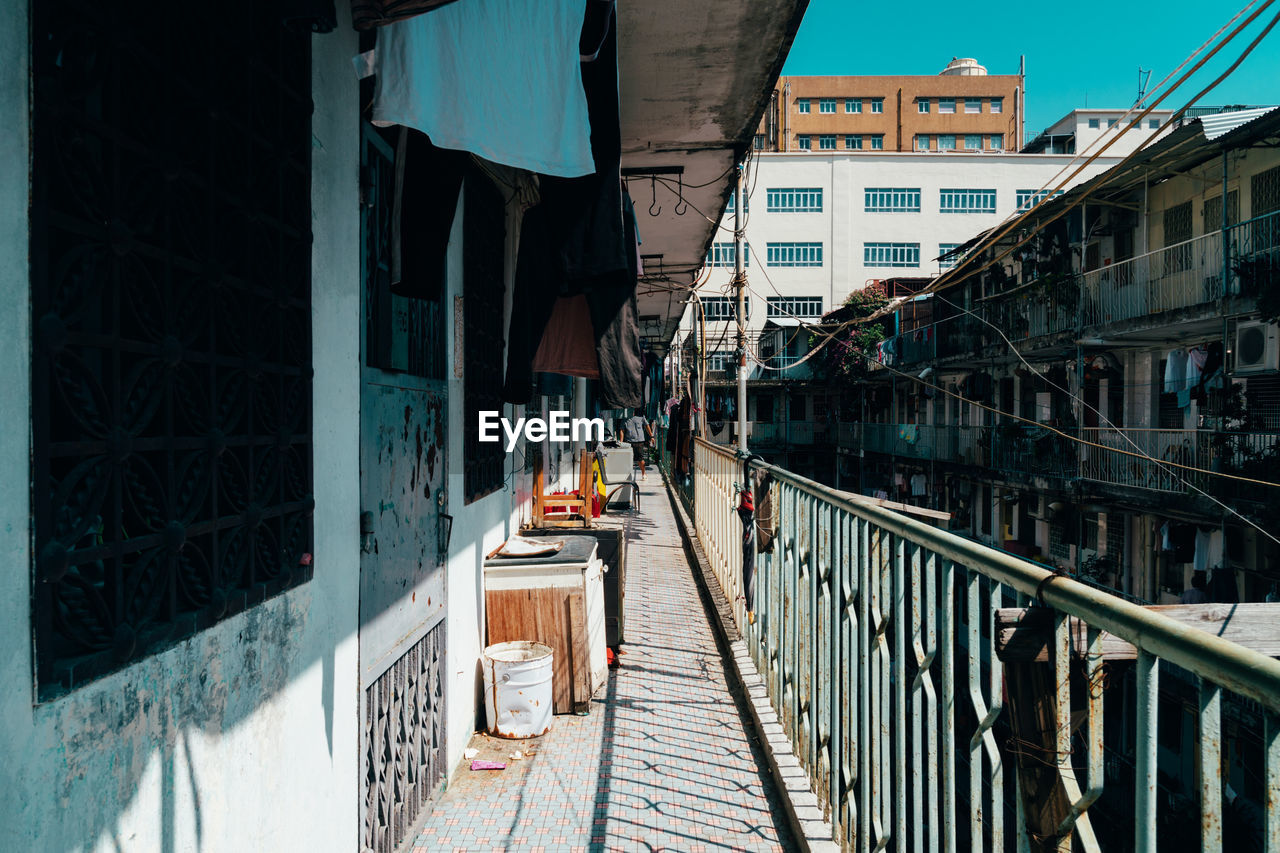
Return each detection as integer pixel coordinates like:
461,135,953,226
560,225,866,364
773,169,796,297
616,0,809,353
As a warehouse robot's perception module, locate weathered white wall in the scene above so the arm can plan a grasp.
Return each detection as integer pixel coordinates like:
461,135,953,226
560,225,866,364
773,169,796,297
0,11,363,851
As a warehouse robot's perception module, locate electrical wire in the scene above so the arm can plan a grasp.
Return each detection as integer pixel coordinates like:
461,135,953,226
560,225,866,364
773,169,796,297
914,0,1280,307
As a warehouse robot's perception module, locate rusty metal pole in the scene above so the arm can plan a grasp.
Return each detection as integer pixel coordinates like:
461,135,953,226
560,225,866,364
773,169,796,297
734,162,748,456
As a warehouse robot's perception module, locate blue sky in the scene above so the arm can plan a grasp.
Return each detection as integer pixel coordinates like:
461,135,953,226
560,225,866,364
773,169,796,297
782,1,1280,136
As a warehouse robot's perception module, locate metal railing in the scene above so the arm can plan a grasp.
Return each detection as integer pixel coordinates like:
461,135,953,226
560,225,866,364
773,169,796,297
1079,228,1227,327
692,437,1280,852
752,419,829,446
1078,428,1280,494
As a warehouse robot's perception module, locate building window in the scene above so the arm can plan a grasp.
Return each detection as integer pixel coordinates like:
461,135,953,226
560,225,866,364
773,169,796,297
753,134,765,150
706,242,749,267
990,98,1003,114
702,297,749,321
916,135,931,151
940,188,997,214
819,98,836,114
766,188,823,212
965,134,983,150
767,296,824,318
725,193,749,213
865,187,921,213
939,97,956,114
965,98,981,114
30,0,315,698
1016,189,1064,211
766,242,824,267
989,134,1004,150
797,135,811,150
819,134,837,150
938,134,957,151
706,350,734,371
846,98,862,114
918,98,930,113
1149,118,1160,129
871,98,884,113
797,98,810,113
870,135,884,150
1088,118,1100,129
864,242,921,267
846,135,863,150
938,243,962,269
1107,119,1118,128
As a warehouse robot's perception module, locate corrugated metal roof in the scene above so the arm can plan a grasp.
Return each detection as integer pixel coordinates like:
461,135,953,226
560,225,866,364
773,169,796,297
1198,106,1279,140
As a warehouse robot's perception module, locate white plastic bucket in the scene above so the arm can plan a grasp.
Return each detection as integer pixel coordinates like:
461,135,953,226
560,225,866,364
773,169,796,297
482,641,554,738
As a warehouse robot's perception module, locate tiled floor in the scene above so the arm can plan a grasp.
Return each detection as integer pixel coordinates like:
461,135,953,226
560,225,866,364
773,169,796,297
416,477,794,852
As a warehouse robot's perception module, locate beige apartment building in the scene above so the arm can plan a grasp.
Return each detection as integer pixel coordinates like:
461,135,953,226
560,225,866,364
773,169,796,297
758,57,1024,153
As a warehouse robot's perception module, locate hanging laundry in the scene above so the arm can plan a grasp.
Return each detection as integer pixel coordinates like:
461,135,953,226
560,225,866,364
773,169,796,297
1163,348,1188,394
1185,346,1207,390
352,0,458,30
372,0,595,177
910,473,927,497
1193,527,1213,574
390,129,468,300
533,295,601,378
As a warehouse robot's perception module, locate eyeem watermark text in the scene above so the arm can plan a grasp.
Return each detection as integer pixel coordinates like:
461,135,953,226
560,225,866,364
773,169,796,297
478,411,605,452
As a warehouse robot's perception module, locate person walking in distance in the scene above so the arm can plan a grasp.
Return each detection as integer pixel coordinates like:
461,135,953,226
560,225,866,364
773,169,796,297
624,408,653,479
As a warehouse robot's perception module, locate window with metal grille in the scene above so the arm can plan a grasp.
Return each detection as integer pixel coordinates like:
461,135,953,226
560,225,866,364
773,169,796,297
1016,189,1065,211
1164,200,1193,273
767,296,823,318
1203,191,1239,230
1251,165,1280,217
819,98,836,114
767,188,823,212
702,296,749,321
1105,512,1127,569
706,242,749,267
30,0,314,698
462,175,507,503
766,243,824,267
940,189,997,214
865,188,921,213
864,243,921,267
1049,519,1070,560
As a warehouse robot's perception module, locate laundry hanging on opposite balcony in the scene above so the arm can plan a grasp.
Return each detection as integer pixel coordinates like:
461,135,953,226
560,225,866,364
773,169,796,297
372,0,595,177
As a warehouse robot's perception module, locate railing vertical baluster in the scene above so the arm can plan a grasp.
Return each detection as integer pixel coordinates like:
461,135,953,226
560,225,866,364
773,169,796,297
833,507,849,843
925,550,939,853
967,569,983,853
1136,650,1159,853
1266,711,1280,853
879,526,893,850
894,538,908,849
1200,678,1222,853
987,579,1005,853
911,544,924,853
840,508,857,846
941,558,957,853
859,517,873,853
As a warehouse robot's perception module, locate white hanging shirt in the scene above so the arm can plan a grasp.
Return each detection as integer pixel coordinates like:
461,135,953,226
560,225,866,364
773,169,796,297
373,0,595,178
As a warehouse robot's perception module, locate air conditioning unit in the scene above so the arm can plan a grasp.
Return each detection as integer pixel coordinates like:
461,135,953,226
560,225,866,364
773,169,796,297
1234,320,1280,375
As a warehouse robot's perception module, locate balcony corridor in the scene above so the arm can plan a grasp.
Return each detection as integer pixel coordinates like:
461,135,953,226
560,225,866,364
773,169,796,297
415,479,794,852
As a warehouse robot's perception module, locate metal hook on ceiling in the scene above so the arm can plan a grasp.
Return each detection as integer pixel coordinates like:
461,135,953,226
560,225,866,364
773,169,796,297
674,174,688,216
649,176,661,217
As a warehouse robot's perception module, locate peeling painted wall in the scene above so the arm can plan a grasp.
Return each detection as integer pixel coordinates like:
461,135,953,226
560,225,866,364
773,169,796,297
0,8,363,851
